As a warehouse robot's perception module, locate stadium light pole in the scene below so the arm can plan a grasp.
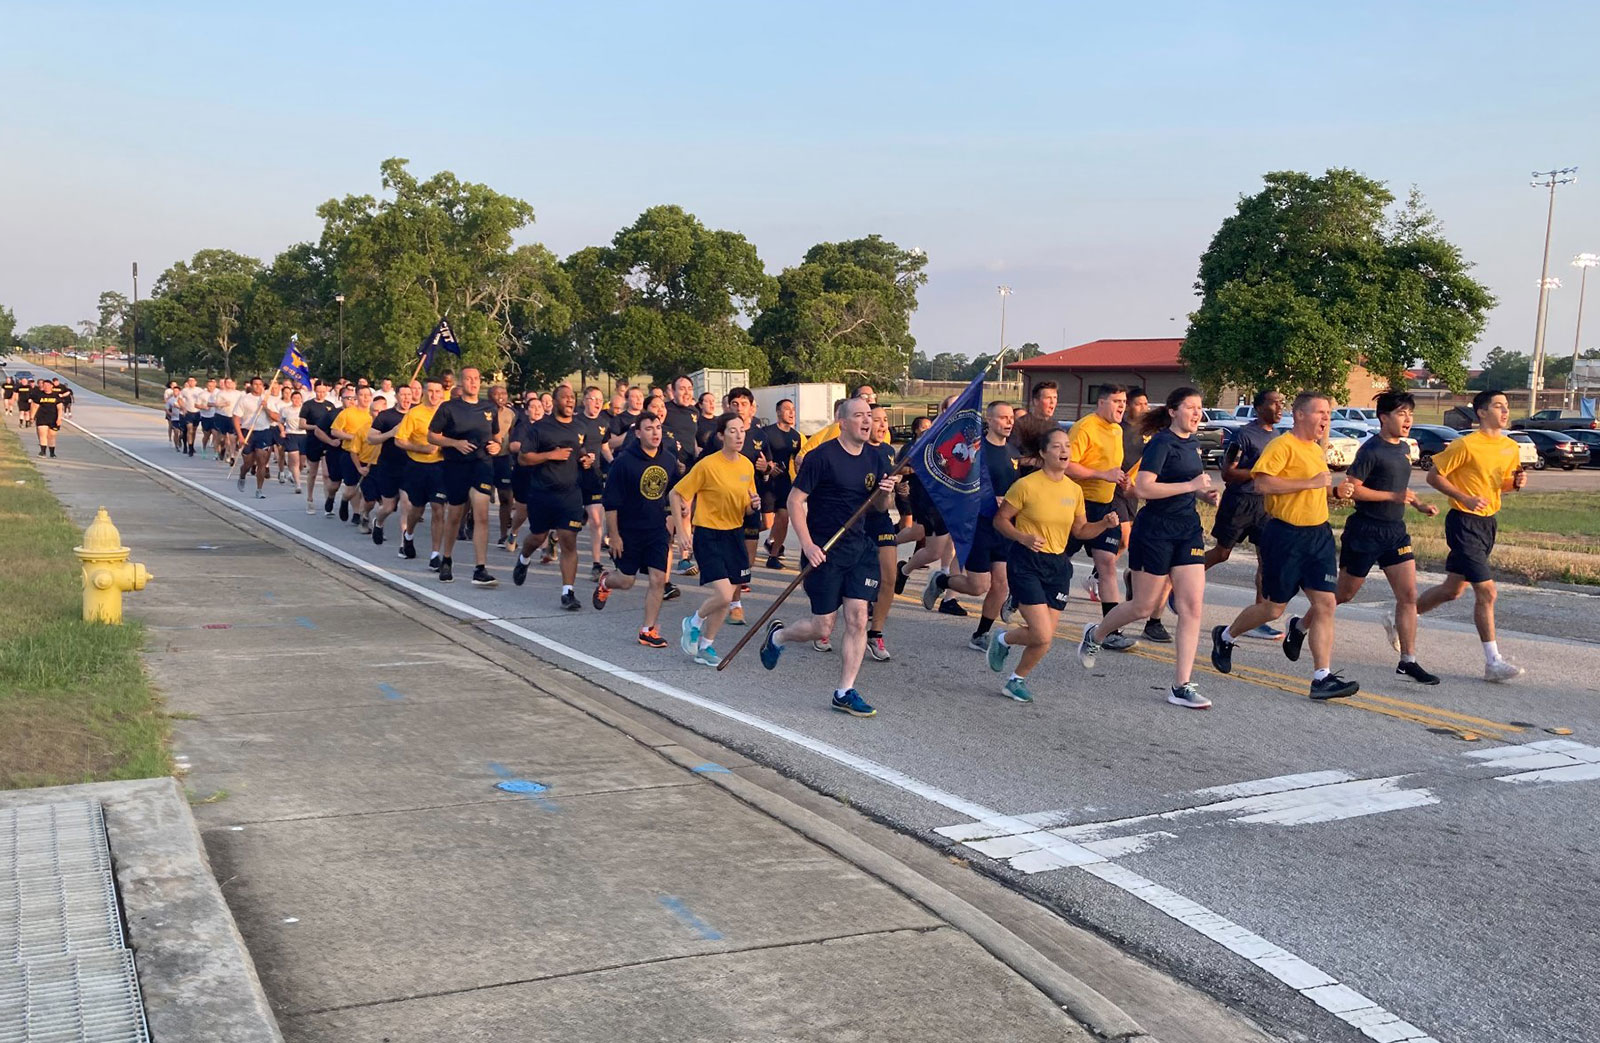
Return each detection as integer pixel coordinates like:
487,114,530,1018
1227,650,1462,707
1569,253,1599,408
1529,167,1577,403
996,286,1013,356
335,294,346,381
131,262,140,400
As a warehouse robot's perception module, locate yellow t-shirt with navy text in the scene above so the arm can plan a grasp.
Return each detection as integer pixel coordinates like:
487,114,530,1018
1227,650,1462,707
1068,413,1123,504
332,407,380,465
1431,430,1521,517
675,451,756,531
1004,470,1087,555
1253,433,1329,526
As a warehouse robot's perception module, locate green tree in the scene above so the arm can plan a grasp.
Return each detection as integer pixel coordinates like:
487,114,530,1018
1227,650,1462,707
1467,346,1529,391
751,236,926,385
316,158,537,380
0,305,15,349
150,249,263,377
1545,348,1600,388
96,291,130,343
20,325,75,353
1182,170,1494,397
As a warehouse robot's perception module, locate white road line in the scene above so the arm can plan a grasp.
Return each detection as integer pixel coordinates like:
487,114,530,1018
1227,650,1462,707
64,409,1442,1043
1464,738,1600,784
1194,769,1357,798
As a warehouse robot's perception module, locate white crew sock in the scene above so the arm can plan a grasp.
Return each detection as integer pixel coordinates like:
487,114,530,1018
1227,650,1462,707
691,612,705,629
1482,641,1499,665
1221,628,1238,645
730,600,742,610
1009,672,1023,682
1400,653,1417,664
1313,668,1331,681
562,584,573,595
994,631,1007,648
699,636,713,650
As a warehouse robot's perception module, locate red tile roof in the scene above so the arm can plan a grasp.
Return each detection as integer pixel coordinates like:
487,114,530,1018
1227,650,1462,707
1010,338,1186,372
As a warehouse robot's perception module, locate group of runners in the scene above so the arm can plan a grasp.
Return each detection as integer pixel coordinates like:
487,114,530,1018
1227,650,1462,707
2,372,74,456
136,366,1533,718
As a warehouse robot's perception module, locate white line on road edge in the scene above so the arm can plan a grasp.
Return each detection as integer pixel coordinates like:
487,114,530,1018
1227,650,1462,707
66,411,1443,1043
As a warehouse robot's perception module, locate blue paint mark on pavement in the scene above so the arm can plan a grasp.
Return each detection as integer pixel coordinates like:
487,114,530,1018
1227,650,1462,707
658,896,723,941
294,616,317,629
377,683,404,702
495,779,548,794
690,763,732,774
487,763,559,811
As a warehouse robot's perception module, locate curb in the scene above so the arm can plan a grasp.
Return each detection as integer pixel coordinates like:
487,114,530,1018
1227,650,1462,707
68,417,1159,1042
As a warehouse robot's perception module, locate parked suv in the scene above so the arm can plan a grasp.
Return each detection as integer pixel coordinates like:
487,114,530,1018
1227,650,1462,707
1521,429,1592,469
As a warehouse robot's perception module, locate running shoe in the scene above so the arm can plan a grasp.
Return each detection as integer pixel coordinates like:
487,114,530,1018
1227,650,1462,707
1282,616,1306,662
1084,575,1100,602
512,557,529,586
893,561,910,595
540,546,555,565
306,504,317,515
1309,672,1359,700
504,534,519,553
253,490,266,499
999,594,1016,624
938,598,968,616
372,525,385,546
681,616,701,655
399,538,416,560
759,621,785,670
1243,624,1283,641
1101,631,1138,652
662,582,681,601
560,590,580,611
812,637,832,652
338,499,349,521
968,632,991,652
1168,683,1212,710
1209,625,1234,673
1380,607,1401,654
324,495,335,516
592,571,611,610
1002,677,1034,703
694,645,720,667
831,689,876,717
277,472,286,484
438,558,454,583
765,554,784,570
922,569,948,611
727,605,746,626
1485,658,1525,683
1142,618,1172,643
360,517,372,535
676,559,698,576
987,633,1013,673
471,566,497,587
867,634,890,661
236,475,246,492
1396,660,1440,686
638,627,669,649
428,553,442,571
590,561,604,578
1077,623,1100,668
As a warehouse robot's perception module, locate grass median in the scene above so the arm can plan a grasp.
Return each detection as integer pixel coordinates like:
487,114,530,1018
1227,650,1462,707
0,423,170,789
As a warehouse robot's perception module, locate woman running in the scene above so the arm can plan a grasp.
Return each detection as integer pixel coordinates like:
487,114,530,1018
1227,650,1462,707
280,390,306,492
986,427,1120,703
669,413,759,667
1076,387,1219,708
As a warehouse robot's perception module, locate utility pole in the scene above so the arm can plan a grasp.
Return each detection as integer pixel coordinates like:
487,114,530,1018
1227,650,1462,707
1529,167,1577,406
336,294,346,382
130,262,141,400
1570,253,1599,408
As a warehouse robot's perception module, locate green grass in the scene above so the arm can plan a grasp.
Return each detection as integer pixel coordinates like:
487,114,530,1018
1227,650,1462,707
0,424,171,789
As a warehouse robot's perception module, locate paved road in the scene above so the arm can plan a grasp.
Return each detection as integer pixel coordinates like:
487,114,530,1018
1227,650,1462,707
31,368,1600,1043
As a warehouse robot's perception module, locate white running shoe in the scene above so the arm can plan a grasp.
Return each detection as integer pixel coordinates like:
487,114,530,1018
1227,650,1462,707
1485,658,1525,683
1380,605,1401,653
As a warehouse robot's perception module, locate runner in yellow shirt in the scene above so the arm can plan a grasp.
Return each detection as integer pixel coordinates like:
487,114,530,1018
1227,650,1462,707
1415,389,1528,682
669,414,759,667
1066,385,1136,650
392,378,448,566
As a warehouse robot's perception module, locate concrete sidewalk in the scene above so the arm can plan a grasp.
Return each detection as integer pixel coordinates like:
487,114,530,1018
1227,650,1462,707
30,419,1279,1043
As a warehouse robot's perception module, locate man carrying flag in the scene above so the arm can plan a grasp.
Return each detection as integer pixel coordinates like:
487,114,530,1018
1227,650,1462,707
280,335,312,390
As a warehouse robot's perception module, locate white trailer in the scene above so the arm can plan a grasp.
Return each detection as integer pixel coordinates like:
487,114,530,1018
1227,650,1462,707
753,383,847,436
690,368,749,405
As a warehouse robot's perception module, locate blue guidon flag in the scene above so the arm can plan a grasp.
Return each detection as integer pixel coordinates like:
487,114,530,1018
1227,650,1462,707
279,335,311,387
417,318,461,370
902,371,990,568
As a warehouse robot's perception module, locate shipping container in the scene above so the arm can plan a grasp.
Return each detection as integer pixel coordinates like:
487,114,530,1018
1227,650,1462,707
690,368,749,406
752,383,847,436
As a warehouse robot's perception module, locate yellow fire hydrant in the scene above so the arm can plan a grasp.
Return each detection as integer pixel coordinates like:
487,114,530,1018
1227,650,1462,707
74,507,152,624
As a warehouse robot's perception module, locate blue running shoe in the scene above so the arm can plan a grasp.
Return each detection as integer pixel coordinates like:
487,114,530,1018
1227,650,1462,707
680,616,700,656
987,632,1013,673
1244,624,1283,641
1002,677,1034,703
694,645,720,667
831,689,876,717
759,620,785,671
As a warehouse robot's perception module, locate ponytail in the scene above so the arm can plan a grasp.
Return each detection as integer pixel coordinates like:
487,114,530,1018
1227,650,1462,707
1140,386,1202,438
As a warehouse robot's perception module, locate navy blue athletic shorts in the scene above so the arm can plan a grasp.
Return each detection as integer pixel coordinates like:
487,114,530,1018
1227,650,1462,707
1443,510,1496,584
1006,543,1073,609
1127,515,1205,577
612,526,669,577
964,515,1013,572
443,458,495,506
1339,515,1415,578
802,535,879,615
1258,519,1338,604
526,490,585,535
1068,499,1123,556
694,526,752,586
404,462,446,506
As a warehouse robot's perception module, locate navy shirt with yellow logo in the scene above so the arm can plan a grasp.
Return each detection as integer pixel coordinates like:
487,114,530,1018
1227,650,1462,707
603,439,678,533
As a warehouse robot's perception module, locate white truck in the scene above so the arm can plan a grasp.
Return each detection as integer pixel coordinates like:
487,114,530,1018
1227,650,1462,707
752,383,847,437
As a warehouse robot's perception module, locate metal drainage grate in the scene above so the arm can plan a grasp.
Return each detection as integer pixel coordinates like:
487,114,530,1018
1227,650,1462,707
0,950,150,1043
0,871,126,963
0,802,112,886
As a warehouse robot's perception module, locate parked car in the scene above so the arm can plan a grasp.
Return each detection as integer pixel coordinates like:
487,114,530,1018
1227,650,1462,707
1272,420,1360,470
1330,422,1420,464
1410,425,1461,470
1332,407,1378,430
1232,404,1256,420
1505,431,1542,469
1511,408,1599,432
1520,429,1591,470
1565,429,1600,465
1201,408,1233,423
11,370,36,382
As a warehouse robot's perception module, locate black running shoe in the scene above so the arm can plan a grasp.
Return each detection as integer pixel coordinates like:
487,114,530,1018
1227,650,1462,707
765,555,784,570
1309,672,1359,700
399,538,417,559
937,598,968,616
512,556,529,586
560,590,580,611
1283,616,1306,662
1142,618,1172,643
590,561,604,578
1395,660,1441,686
438,558,454,583
324,495,335,514
662,582,681,601
894,561,909,595
471,565,497,587
372,525,385,546
428,553,442,571
1210,625,1234,674
338,499,349,521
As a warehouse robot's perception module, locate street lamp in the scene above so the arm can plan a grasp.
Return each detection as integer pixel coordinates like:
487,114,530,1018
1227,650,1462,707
131,262,140,400
1529,167,1577,400
1569,253,1599,407
335,294,346,381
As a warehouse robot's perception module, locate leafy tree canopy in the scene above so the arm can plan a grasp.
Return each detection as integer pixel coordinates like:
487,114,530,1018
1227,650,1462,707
20,324,74,353
0,305,17,349
1182,170,1494,398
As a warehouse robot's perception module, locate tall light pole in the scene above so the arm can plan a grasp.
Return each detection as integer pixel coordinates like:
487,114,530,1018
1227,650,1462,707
130,261,141,400
335,294,346,381
1569,253,1599,407
1529,167,1577,403
996,286,1013,380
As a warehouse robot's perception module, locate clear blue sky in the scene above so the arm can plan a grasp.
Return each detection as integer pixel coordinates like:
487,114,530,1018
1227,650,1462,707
5,0,1599,367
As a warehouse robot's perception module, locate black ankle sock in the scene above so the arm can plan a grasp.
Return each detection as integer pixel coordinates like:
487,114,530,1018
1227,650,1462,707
975,617,994,637
1100,601,1115,617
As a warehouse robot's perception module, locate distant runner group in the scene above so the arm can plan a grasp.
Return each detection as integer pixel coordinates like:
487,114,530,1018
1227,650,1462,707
62,367,1530,716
